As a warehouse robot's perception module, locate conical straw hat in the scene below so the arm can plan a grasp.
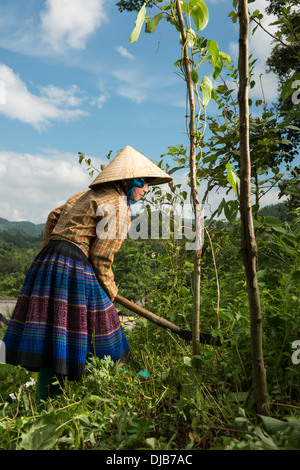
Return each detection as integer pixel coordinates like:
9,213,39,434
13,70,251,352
89,145,173,188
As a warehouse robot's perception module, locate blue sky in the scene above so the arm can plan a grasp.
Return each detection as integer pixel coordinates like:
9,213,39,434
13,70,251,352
0,0,281,223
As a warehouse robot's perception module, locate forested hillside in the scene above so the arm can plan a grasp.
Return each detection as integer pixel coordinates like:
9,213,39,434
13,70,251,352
0,217,45,237
0,227,43,298
0,201,296,299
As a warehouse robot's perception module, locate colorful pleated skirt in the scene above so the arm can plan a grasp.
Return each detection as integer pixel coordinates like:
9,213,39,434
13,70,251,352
3,239,132,379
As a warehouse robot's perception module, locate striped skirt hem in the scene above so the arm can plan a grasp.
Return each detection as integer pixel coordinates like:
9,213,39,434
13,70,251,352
3,240,132,379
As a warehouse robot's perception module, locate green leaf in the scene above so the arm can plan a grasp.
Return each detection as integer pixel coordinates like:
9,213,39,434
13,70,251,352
181,0,209,31
168,166,184,175
213,56,224,80
219,51,231,65
251,9,263,20
284,187,300,197
145,13,163,34
226,162,240,197
200,75,212,106
269,241,295,258
207,40,224,80
251,203,259,214
260,416,288,433
224,200,239,223
254,427,278,449
76,414,91,425
207,39,219,65
270,225,287,234
256,269,267,278
130,3,147,43
287,417,300,432
202,154,217,164
228,10,238,23
263,216,282,226
146,437,157,449
281,77,294,101
186,28,197,47
174,58,184,67
253,218,263,229
18,415,61,450
183,356,192,367
191,70,199,84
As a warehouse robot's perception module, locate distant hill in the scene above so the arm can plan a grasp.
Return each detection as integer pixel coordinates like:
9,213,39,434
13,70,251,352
0,217,45,237
0,200,293,240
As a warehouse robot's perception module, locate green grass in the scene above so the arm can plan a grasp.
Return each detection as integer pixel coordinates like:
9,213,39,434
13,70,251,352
0,319,299,450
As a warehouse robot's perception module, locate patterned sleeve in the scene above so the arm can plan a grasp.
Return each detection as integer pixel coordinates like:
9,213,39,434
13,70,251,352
42,191,86,248
42,205,65,247
89,198,130,299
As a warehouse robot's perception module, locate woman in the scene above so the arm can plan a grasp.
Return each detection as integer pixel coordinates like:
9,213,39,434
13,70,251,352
3,145,172,408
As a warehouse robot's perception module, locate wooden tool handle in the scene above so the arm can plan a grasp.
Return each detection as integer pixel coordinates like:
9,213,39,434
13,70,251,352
115,294,184,335
114,294,221,346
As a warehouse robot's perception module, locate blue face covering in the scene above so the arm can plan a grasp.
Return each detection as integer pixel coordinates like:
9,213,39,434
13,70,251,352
127,178,145,205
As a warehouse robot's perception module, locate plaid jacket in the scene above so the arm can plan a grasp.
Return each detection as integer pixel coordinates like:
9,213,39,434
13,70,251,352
42,184,131,298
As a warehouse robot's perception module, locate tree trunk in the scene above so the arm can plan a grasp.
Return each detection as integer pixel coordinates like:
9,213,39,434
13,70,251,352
175,0,201,355
238,0,269,415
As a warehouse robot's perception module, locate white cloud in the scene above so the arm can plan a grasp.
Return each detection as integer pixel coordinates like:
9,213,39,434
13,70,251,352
111,66,183,106
115,45,135,60
0,64,88,130
38,84,86,107
40,0,108,53
0,149,104,223
0,0,109,57
112,68,148,104
90,93,109,108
